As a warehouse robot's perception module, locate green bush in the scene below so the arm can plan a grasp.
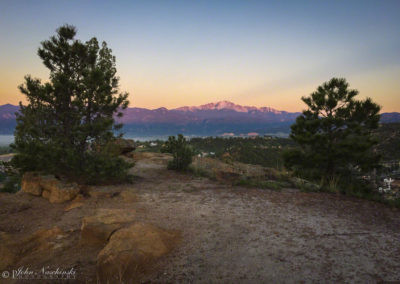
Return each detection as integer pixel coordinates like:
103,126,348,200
337,177,373,197
80,152,134,185
161,134,193,171
1,174,21,193
189,166,213,179
0,155,14,192
387,198,400,208
0,161,21,193
0,172,6,183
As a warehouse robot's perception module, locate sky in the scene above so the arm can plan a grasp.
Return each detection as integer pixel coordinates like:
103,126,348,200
0,0,399,112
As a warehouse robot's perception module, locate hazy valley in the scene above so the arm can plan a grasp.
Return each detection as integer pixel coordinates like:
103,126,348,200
1,101,399,137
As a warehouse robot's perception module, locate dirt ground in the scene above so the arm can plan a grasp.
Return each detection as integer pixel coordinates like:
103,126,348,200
0,153,399,283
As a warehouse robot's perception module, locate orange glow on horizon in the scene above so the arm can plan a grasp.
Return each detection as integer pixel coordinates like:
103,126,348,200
1,65,399,113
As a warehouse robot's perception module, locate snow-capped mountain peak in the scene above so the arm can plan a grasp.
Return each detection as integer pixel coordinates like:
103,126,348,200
174,100,280,113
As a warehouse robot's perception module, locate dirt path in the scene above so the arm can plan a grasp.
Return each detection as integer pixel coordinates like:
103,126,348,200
131,156,400,283
0,153,399,283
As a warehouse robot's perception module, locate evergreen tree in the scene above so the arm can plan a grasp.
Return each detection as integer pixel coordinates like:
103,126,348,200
161,134,193,171
283,78,381,183
11,25,132,184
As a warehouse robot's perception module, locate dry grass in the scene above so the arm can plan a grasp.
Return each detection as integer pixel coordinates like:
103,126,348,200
191,156,289,186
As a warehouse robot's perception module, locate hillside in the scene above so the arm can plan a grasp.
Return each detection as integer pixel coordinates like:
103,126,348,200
1,152,399,282
188,136,296,168
138,129,400,170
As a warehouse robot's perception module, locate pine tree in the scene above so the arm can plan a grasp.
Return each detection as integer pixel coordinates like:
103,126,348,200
283,78,381,184
161,134,193,171
11,25,132,184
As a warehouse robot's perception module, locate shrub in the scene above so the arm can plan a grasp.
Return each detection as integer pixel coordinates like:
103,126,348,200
0,161,21,193
80,152,134,184
0,174,21,193
161,134,193,171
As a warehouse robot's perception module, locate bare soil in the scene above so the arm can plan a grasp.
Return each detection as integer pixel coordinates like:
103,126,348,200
0,153,399,283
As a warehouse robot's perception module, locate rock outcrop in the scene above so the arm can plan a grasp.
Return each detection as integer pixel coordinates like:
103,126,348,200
97,223,179,282
113,138,136,155
80,209,136,246
0,231,18,270
0,227,66,270
21,172,80,203
64,194,85,211
21,172,42,196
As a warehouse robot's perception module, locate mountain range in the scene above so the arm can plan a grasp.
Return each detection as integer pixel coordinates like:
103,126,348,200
1,101,399,137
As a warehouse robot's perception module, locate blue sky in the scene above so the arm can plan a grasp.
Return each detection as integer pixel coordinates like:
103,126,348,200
1,0,399,111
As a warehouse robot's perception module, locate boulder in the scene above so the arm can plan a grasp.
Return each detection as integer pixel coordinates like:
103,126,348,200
0,227,66,270
0,232,17,270
21,172,42,196
80,209,136,246
97,223,179,282
20,173,80,203
123,151,135,159
40,175,80,203
114,138,136,155
22,227,66,254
